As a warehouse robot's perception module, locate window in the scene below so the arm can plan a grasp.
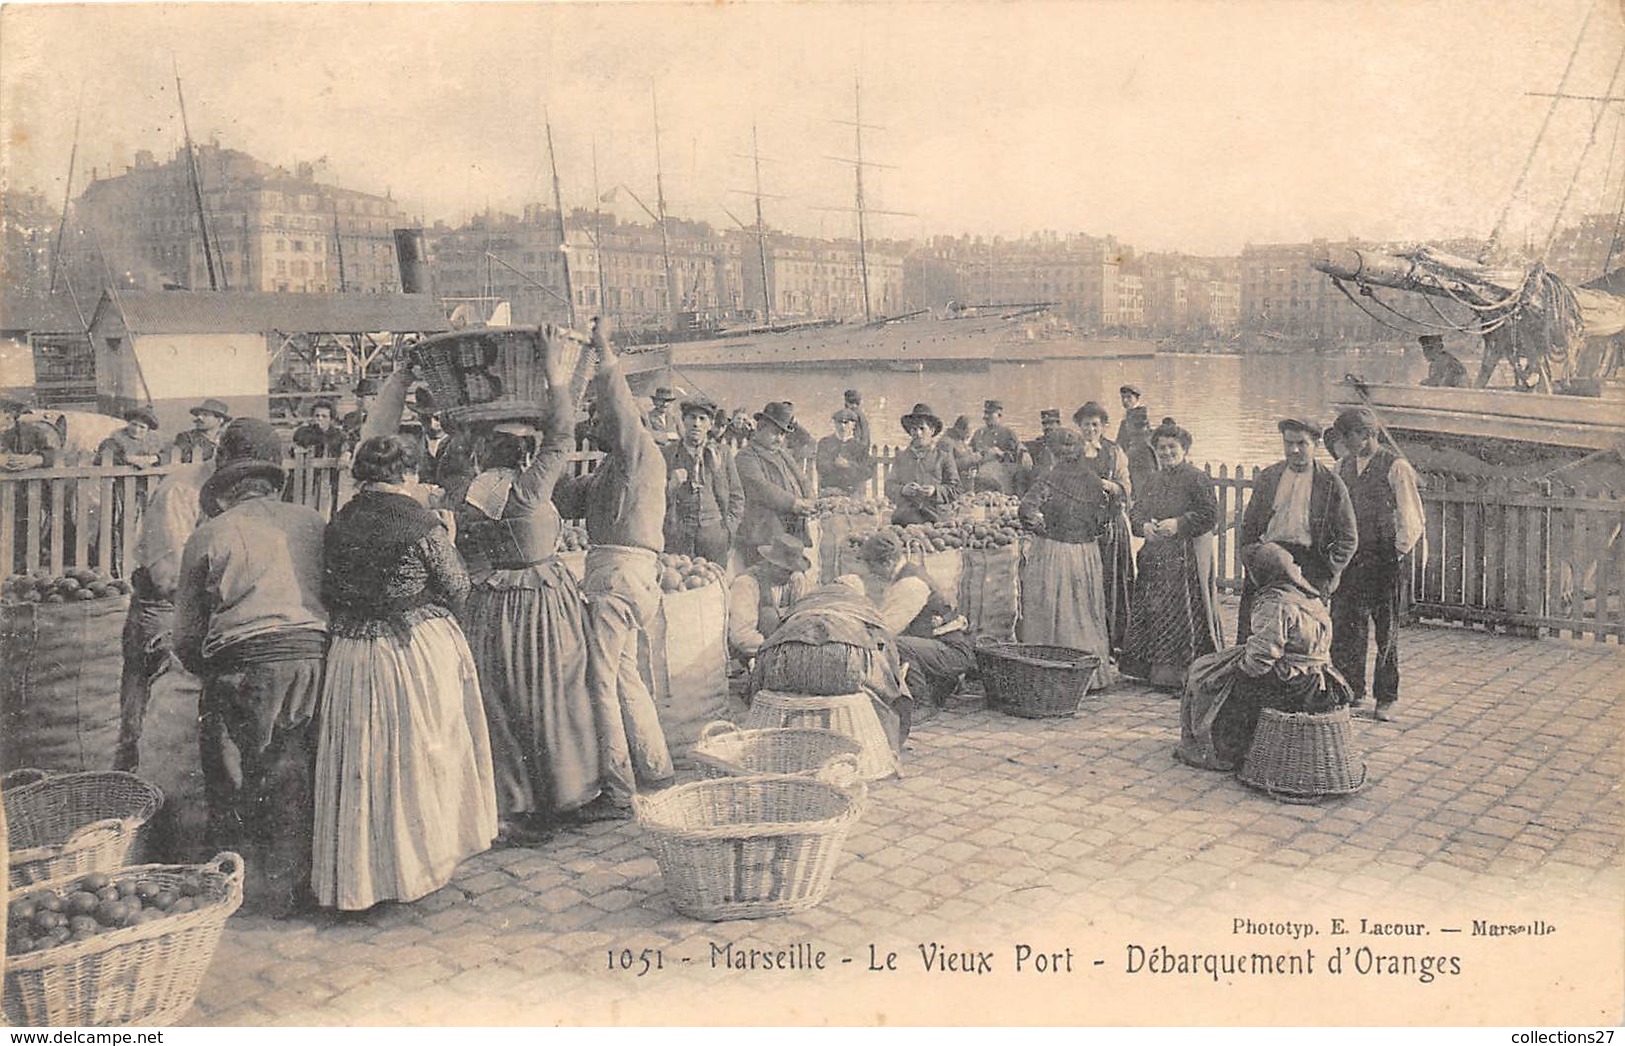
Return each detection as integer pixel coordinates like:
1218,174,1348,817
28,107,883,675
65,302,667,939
276,260,287,275
292,240,305,253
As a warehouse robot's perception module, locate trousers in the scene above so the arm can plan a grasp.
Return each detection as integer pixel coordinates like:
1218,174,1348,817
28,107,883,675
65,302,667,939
581,546,675,798
1330,558,1404,705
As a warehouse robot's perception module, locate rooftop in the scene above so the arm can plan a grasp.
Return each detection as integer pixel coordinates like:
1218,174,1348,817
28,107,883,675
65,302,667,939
89,290,451,335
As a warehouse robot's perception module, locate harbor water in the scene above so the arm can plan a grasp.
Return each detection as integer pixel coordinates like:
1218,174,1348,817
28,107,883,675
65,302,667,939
664,346,1421,469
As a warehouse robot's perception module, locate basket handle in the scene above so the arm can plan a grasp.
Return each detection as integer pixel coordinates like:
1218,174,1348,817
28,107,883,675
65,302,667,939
815,753,865,793
61,817,129,852
1,767,55,791
699,720,742,742
207,852,247,896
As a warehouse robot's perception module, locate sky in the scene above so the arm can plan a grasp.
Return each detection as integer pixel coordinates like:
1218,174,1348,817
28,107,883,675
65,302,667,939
3,0,1624,255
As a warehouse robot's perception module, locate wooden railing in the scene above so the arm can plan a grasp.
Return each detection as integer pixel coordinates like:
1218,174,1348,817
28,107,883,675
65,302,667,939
5,446,1619,641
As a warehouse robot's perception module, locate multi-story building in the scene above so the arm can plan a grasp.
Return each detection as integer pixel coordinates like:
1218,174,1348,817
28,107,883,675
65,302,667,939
740,233,905,323
1141,252,1243,335
2,188,57,303
67,145,405,299
1239,240,1392,341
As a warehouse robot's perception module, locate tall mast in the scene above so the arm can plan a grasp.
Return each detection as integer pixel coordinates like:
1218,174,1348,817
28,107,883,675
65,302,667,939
591,140,610,320
332,203,348,292
751,123,773,326
652,85,676,329
49,82,85,295
545,112,576,328
852,79,872,322
173,57,221,290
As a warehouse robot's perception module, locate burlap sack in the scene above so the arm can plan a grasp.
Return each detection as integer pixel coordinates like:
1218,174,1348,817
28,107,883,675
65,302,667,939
1,596,128,773
960,544,1022,641
644,582,730,759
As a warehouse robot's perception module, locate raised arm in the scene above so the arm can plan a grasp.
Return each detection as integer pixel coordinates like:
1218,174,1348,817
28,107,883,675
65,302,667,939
510,329,576,505
359,366,414,444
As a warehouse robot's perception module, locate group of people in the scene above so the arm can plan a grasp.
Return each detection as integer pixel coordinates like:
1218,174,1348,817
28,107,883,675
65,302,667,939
122,322,677,917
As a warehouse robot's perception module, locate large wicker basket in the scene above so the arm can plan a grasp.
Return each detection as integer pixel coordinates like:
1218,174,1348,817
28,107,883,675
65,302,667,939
691,721,864,780
408,325,596,426
743,690,898,781
3,852,244,1027
1238,707,1368,804
636,758,866,921
974,642,1101,718
5,770,164,889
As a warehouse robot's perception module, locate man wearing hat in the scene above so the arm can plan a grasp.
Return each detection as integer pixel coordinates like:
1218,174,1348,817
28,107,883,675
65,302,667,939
0,393,63,470
887,403,961,525
1329,407,1424,722
663,396,744,564
173,398,231,463
841,530,974,735
1418,334,1467,389
292,400,347,458
1236,417,1359,642
816,407,870,495
117,419,291,863
174,441,327,917
1016,408,1064,491
734,400,815,566
645,386,683,447
1115,385,1157,486
970,399,1022,493
552,320,674,818
726,533,814,662
96,407,163,468
842,388,871,457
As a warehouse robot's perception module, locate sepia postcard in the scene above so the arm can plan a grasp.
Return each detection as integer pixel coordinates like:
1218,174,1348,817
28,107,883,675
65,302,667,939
0,0,1621,1029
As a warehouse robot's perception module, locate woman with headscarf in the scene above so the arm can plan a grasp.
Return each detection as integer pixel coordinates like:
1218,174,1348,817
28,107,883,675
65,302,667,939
1016,427,1113,687
1121,418,1223,688
1174,542,1355,771
313,435,498,910
456,337,599,845
1073,401,1134,651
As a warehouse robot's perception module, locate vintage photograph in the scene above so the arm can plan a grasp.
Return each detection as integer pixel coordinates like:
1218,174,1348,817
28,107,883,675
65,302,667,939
0,0,1621,1028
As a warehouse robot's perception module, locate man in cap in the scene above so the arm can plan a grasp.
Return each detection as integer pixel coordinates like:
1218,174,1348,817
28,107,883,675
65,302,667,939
173,398,231,463
291,400,347,458
174,442,327,917
663,396,744,564
1418,334,1467,389
887,402,961,525
1236,417,1358,641
842,530,974,735
1017,408,1064,490
733,400,815,566
552,320,674,818
1328,407,1424,722
1,394,63,470
1115,384,1157,486
96,407,163,468
645,386,683,446
842,388,871,458
816,407,870,495
727,533,815,662
969,399,1022,493
116,419,291,852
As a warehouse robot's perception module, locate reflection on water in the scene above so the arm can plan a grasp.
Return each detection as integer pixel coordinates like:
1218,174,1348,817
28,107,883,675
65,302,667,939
670,347,1419,469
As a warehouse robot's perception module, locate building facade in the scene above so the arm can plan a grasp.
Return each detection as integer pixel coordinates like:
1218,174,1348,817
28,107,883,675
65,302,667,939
1239,240,1393,341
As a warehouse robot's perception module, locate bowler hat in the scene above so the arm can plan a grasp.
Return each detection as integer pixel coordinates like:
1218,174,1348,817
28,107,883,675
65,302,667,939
652,386,679,403
1277,417,1320,440
190,398,231,420
754,401,796,433
217,418,285,465
757,533,812,573
900,403,943,436
199,459,286,517
124,406,160,430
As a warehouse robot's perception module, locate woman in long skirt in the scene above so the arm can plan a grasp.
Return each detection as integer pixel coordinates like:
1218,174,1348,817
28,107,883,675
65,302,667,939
1017,428,1113,688
457,339,598,843
314,435,498,910
1073,402,1134,651
1122,418,1223,688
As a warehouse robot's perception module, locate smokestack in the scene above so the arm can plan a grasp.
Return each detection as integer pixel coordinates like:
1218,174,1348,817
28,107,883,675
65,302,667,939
393,228,430,294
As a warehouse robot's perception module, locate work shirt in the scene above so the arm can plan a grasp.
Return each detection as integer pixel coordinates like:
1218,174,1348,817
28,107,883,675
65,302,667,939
553,357,665,552
727,567,813,658
1347,450,1425,556
1263,465,1314,547
173,497,328,670
96,430,163,466
134,461,212,598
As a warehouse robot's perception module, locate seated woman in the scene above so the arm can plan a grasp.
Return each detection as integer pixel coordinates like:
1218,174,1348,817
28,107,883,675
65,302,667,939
1175,542,1355,771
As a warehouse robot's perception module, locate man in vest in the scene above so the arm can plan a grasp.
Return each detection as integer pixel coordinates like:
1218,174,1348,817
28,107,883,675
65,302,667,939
734,401,814,566
1328,407,1424,722
844,530,975,736
727,533,814,663
1236,417,1359,641
663,396,744,564
173,398,231,463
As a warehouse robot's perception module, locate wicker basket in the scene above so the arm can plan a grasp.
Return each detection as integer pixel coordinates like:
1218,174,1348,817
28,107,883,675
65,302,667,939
3,852,244,1027
408,326,596,426
691,721,864,780
1238,707,1368,804
974,642,1101,718
743,690,898,781
5,770,164,889
635,758,866,921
